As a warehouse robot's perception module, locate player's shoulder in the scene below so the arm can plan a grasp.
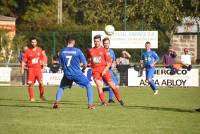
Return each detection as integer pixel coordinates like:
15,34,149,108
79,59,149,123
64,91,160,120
25,47,32,54
99,47,107,52
88,47,95,53
74,47,81,51
151,50,158,55
36,47,42,51
109,48,114,53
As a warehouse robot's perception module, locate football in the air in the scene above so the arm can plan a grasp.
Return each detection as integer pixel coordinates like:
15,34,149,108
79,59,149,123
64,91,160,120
104,25,115,36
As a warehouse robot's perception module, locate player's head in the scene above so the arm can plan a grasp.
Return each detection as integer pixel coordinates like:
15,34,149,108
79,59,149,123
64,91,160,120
29,36,37,48
145,41,151,51
67,37,75,47
93,35,101,48
184,48,189,54
102,37,110,49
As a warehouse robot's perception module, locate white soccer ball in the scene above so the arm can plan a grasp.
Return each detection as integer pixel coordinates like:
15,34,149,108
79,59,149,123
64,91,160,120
104,25,115,36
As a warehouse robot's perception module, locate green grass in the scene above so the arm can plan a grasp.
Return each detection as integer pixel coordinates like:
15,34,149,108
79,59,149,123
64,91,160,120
0,86,200,134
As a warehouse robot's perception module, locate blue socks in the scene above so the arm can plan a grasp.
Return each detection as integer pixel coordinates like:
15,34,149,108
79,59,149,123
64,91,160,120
149,79,157,92
108,87,114,100
86,83,93,105
56,87,65,101
56,83,93,105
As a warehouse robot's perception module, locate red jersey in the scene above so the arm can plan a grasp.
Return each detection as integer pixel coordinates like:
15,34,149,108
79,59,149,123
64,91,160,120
87,47,111,71
22,47,43,68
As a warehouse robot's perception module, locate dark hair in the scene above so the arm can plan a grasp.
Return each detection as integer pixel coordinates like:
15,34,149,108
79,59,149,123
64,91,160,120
102,37,110,44
93,35,101,40
65,36,75,44
145,41,151,45
29,36,37,42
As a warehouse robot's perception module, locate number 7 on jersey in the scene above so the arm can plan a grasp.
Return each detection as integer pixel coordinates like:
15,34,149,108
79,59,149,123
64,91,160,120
66,56,72,66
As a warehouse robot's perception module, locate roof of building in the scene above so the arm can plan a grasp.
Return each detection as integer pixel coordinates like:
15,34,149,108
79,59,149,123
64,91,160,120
0,15,16,21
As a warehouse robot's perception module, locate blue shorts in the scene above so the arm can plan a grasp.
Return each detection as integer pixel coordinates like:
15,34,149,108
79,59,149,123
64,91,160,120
146,68,155,80
104,69,119,86
110,69,119,85
60,73,90,88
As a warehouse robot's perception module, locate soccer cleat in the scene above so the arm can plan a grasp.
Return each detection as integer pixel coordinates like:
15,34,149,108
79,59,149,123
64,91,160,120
108,99,115,103
101,102,108,107
119,100,124,106
154,90,159,95
53,102,59,109
88,104,95,110
29,98,35,102
40,96,47,101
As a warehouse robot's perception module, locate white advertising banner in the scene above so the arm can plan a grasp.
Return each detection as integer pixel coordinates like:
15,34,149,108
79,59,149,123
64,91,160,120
92,31,158,48
42,73,63,85
128,68,199,87
0,67,12,82
42,68,95,86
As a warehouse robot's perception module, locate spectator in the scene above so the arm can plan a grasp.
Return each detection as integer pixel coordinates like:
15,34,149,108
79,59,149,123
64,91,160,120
18,46,28,63
18,46,28,85
181,48,192,71
116,50,131,86
50,51,60,73
163,47,177,66
163,47,177,75
116,50,131,65
52,51,59,64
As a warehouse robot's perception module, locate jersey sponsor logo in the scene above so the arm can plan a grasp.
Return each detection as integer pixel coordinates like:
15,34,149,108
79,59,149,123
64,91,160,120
32,58,39,64
144,57,151,62
93,56,101,64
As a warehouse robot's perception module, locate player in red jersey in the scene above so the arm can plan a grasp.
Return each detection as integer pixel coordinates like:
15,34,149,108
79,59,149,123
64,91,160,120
87,35,124,106
21,37,46,102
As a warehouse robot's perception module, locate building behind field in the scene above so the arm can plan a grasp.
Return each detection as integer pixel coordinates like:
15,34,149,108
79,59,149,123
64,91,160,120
172,17,200,63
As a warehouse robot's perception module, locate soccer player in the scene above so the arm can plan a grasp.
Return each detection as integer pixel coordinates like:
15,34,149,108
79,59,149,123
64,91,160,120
21,37,45,101
102,37,120,103
141,41,160,95
87,35,124,106
53,37,95,109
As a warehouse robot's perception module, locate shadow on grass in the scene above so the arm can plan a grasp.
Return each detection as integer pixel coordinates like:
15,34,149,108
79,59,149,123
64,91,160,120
0,98,84,105
125,105,199,113
0,98,87,109
0,103,88,110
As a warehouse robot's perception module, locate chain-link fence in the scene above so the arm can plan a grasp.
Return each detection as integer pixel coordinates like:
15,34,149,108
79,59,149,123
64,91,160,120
0,31,171,64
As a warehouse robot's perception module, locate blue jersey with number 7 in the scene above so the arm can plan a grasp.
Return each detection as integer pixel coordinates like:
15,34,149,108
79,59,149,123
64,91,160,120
59,47,86,76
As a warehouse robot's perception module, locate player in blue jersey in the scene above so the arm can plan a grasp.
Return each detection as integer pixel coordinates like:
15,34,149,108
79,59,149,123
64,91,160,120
141,41,160,95
102,37,120,103
53,37,95,109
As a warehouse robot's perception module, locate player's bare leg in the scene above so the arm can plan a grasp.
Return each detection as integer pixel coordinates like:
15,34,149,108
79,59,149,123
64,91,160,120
107,81,124,106
38,81,46,101
95,79,108,106
28,82,35,102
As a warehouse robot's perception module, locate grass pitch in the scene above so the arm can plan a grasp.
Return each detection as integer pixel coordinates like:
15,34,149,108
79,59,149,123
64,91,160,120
0,86,200,134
